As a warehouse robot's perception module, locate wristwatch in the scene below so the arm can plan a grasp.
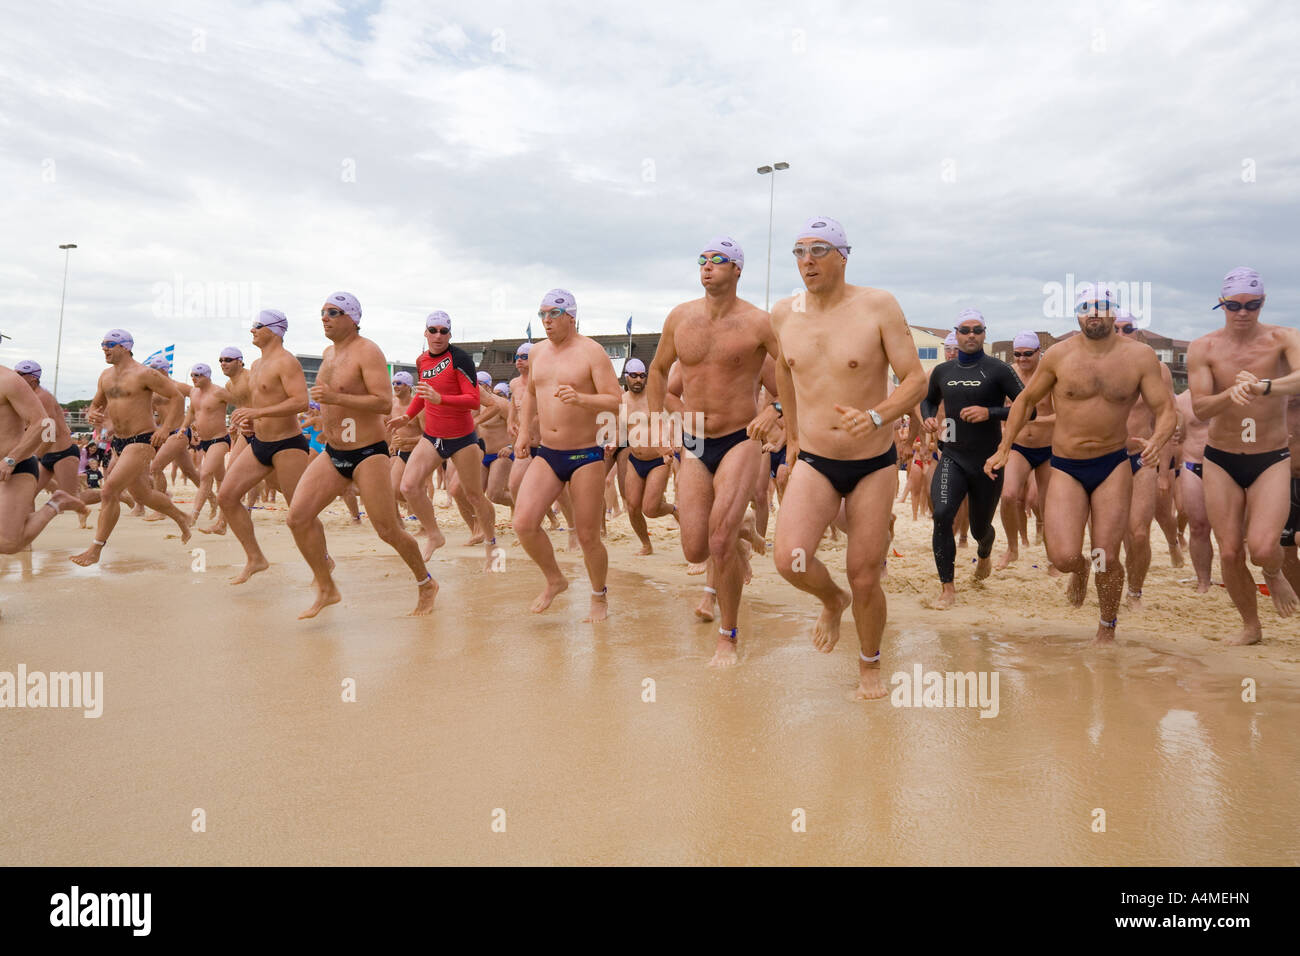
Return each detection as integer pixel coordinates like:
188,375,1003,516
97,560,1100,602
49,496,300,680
1261,379,1273,395
2,457,15,468
867,410,883,429
772,402,783,417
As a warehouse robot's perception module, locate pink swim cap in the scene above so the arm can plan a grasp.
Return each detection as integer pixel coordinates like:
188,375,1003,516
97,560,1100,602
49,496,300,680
392,371,414,388
255,309,288,337
147,354,171,371
191,363,212,378
1219,266,1263,299
1012,331,1040,350
14,359,41,378
700,235,744,269
426,310,451,331
955,308,985,328
943,331,958,347
1074,282,1116,308
219,346,243,361
624,358,647,375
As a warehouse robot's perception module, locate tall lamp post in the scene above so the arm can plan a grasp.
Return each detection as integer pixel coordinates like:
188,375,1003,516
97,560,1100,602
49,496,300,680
53,243,77,403
755,162,789,311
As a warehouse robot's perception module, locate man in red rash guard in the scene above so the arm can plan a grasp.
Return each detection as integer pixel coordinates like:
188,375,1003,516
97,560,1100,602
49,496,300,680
387,311,498,569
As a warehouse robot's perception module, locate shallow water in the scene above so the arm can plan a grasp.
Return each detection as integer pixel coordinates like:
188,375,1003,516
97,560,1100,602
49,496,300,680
2,515,1297,865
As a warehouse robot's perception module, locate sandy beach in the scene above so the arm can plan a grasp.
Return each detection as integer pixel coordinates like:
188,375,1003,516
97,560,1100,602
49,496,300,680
2,474,1297,866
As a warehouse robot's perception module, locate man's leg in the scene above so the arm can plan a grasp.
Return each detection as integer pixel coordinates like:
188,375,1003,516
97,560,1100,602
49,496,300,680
398,439,446,559
1043,467,1095,611
1244,462,1298,621
1086,465,1133,644
1202,460,1258,645
216,448,274,583
568,461,611,622
773,458,849,652
966,462,1003,582
351,454,437,616
511,455,567,613
997,450,1031,568
844,465,899,700
704,439,762,667
286,453,348,619
929,455,970,609
486,457,512,507
450,442,499,568
753,455,772,540
71,445,160,566
1178,467,1214,592
623,465,652,554
1124,465,1157,610
0,475,72,553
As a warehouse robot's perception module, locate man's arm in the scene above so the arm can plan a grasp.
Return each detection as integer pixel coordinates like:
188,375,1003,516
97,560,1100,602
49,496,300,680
1137,353,1177,465
774,334,800,460
1234,327,1300,398
321,344,394,415
988,362,1025,420
646,310,680,417
985,353,1058,475
1187,339,1236,421
0,369,51,470
516,366,538,459
920,365,943,422
564,344,622,413
146,372,185,432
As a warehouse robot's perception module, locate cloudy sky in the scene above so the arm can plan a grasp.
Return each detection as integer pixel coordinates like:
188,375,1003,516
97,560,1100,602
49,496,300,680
2,0,1296,399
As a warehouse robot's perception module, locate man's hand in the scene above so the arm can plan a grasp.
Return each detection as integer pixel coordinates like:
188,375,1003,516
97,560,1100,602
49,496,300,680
516,443,531,460
555,384,580,406
959,406,990,423
415,383,442,405
150,427,169,449
1138,436,1164,468
385,414,410,431
834,404,876,439
984,447,1009,478
747,404,781,444
923,417,940,434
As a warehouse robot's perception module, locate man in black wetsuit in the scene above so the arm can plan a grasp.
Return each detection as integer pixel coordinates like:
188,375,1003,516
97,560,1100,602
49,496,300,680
921,309,1024,609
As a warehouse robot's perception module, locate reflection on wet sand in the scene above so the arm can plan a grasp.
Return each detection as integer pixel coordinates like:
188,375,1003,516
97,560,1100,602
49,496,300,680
1,508,1297,865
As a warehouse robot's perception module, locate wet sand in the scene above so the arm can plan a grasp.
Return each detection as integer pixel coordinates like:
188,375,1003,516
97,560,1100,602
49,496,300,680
2,478,1298,865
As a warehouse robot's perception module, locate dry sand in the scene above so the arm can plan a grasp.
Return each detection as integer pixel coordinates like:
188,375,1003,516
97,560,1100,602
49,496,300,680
2,472,1297,865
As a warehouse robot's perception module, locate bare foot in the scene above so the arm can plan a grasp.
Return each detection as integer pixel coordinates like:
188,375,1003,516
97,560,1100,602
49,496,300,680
78,509,90,529
410,576,438,616
420,528,446,561
708,633,738,668
957,536,968,548
1263,570,1298,617
1227,624,1262,646
199,519,226,535
741,516,765,555
686,561,707,576
694,590,716,622
812,587,852,652
1066,565,1090,607
635,540,653,556
932,584,956,610
142,511,165,522
1195,579,1212,594
69,544,104,567
530,577,569,613
738,539,753,585
995,549,1018,571
1047,565,1062,578
299,581,342,618
128,506,145,517
566,532,580,552
853,661,887,700
50,491,88,516
467,531,485,546
1169,544,1185,568
1125,590,1143,612
1091,623,1117,646
177,516,192,545
584,590,608,623
230,556,270,585
973,555,992,582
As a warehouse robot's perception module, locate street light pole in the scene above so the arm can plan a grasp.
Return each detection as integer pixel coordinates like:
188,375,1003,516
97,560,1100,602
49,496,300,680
755,162,789,311
53,243,77,403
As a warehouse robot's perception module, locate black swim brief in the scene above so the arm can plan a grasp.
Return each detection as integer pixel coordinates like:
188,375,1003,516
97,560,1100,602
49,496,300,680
249,433,310,468
111,432,155,455
1050,447,1129,495
8,456,39,480
325,440,390,482
796,446,898,497
1011,443,1052,470
1203,445,1291,490
39,445,80,470
629,453,665,480
681,427,751,474
1282,476,1300,548
424,430,480,460
198,435,231,453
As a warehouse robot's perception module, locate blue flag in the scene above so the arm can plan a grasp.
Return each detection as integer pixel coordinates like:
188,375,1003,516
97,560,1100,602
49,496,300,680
625,315,633,336
526,322,532,342
144,344,175,374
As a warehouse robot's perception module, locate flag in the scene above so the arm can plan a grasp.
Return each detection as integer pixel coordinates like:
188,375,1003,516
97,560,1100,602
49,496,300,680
526,322,532,342
625,315,633,336
144,344,175,374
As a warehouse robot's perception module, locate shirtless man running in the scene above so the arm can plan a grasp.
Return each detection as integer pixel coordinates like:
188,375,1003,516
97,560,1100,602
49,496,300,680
996,331,1054,569
986,284,1175,643
185,363,234,527
217,310,313,583
1,364,84,553
289,292,436,618
1172,387,1214,592
199,347,253,535
764,216,927,699
70,330,192,566
387,371,430,525
146,355,204,502
14,361,86,511
647,235,779,667
512,289,623,622
1187,267,1300,643
619,358,677,555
